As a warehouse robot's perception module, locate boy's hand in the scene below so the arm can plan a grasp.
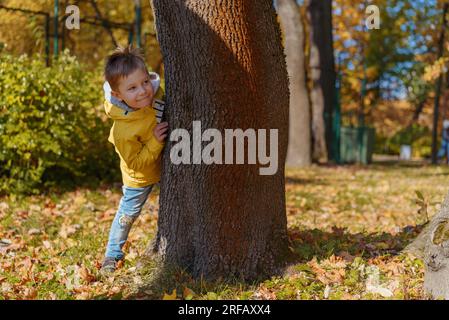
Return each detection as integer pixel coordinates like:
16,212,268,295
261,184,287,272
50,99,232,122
153,122,168,143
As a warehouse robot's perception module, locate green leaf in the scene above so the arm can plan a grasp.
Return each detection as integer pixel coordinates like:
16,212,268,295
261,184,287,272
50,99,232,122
415,190,424,201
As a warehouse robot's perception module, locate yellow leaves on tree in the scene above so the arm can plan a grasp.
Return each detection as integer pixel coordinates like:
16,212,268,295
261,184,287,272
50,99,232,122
423,57,449,82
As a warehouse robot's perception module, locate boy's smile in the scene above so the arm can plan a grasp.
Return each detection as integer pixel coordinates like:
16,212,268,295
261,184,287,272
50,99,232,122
111,68,154,110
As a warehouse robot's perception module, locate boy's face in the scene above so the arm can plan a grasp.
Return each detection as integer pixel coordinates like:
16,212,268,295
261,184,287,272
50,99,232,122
111,68,154,109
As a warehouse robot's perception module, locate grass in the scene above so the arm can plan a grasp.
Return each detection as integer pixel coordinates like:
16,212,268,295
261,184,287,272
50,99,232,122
0,162,447,299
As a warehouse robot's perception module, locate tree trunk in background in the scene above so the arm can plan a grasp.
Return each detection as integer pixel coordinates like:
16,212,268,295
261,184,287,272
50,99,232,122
149,0,291,280
306,0,336,162
431,2,449,165
278,0,311,167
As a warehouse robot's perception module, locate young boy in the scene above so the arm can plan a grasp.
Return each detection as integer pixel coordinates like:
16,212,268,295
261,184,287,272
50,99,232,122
101,46,168,273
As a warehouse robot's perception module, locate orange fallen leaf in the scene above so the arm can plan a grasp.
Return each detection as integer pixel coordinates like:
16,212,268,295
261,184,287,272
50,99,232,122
23,287,38,299
183,287,195,299
79,266,96,284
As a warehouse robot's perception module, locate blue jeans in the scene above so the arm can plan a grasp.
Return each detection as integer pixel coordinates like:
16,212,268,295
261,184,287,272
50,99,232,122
438,139,449,160
105,184,153,260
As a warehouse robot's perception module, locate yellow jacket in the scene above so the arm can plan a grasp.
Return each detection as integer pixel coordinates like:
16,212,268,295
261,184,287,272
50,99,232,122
103,75,165,188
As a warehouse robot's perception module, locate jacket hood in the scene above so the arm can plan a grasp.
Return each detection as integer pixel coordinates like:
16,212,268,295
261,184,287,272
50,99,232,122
104,71,160,120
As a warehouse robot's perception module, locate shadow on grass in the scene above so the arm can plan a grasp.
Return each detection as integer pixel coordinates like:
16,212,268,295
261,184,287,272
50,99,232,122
285,177,329,186
287,223,426,264
318,162,429,170
125,259,261,300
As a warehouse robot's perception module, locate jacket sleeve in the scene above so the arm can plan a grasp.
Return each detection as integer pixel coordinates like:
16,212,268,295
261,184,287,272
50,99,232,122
113,131,165,172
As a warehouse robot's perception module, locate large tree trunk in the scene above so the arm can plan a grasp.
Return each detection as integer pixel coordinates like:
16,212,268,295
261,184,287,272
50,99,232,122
306,0,336,162
277,0,312,167
148,0,291,280
405,192,449,299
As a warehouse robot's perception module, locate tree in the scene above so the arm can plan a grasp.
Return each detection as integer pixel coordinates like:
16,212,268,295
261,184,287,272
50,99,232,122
148,0,291,280
278,0,312,166
306,0,336,162
431,2,449,164
405,190,449,299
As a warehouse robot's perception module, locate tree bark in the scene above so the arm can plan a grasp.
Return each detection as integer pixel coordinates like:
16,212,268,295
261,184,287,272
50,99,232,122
277,0,312,167
405,191,449,299
148,0,291,280
306,0,336,162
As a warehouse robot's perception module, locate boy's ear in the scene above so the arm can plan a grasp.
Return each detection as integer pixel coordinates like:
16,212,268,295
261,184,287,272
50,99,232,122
111,90,123,101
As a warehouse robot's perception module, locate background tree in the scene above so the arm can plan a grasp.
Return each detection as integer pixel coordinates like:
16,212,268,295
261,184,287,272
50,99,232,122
148,0,291,280
278,0,312,167
306,0,336,162
431,1,449,164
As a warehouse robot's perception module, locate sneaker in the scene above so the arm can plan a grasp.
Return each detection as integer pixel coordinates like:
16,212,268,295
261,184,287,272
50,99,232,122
101,257,120,274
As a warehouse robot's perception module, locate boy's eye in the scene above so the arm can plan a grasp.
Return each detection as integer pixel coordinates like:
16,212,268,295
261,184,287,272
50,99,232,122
144,79,150,84
128,87,136,91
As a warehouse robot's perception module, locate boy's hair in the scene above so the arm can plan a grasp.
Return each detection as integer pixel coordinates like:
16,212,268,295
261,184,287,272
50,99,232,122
104,45,148,91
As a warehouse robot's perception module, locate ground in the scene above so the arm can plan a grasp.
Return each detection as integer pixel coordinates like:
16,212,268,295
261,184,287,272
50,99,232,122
1,162,448,300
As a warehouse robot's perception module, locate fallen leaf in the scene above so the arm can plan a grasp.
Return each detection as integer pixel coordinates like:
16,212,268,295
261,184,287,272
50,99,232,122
0,202,10,213
42,240,52,250
0,239,12,247
29,205,41,212
252,287,276,300
84,202,96,212
338,251,356,262
324,285,331,299
79,266,96,284
366,283,393,298
28,228,41,236
163,289,177,300
23,287,38,299
59,224,81,238
16,210,29,219
183,287,195,300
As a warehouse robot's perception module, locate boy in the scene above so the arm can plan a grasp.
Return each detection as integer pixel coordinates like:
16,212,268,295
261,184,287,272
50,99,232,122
101,46,168,273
